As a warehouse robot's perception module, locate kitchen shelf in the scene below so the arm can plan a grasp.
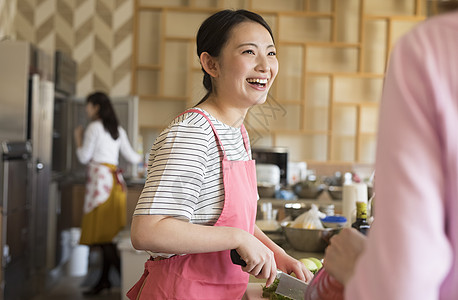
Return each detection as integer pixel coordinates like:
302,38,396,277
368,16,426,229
364,14,426,21
164,36,195,42
137,64,162,70
333,102,379,107
306,72,384,78
131,0,426,163
139,5,222,13
248,128,331,136
138,94,189,101
139,125,166,130
263,11,335,18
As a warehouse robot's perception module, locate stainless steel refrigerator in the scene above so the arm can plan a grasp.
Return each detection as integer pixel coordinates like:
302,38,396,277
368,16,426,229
0,40,54,299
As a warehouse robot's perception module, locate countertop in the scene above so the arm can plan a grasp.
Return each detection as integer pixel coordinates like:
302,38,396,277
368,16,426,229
54,172,148,187
258,197,342,214
243,283,265,300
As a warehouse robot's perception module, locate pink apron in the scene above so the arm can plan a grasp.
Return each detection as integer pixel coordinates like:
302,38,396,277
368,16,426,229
127,109,258,300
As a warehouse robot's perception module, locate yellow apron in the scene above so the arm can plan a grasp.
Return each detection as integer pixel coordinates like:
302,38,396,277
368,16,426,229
80,163,126,245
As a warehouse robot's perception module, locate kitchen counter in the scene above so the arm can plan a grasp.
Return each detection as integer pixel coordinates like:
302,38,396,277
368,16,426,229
243,283,265,300
56,172,147,186
258,197,342,214
121,178,344,216
125,177,146,187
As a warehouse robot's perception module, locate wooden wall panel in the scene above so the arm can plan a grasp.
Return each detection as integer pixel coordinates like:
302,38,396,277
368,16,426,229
131,0,426,163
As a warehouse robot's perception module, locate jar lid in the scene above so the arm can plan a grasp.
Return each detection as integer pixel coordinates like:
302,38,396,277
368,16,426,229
321,215,347,223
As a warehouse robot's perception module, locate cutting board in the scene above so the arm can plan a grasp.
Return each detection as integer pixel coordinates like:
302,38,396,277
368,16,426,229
243,283,265,300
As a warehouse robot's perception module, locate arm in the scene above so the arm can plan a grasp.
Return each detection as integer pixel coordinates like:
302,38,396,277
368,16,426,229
254,225,313,283
131,215,250,254
75,122,98,164
131,215,278,285
118,127,142,164
322,228,367,285
74,125,83,148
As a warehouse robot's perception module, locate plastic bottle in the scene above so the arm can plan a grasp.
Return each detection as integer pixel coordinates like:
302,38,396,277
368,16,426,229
341,172,354,227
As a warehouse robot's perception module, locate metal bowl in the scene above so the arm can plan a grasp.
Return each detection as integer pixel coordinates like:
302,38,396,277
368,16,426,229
293,181,325,199
327,185,343,200
281,222,340,252
284,202,311,220
257,183,278,198
328,185,374,201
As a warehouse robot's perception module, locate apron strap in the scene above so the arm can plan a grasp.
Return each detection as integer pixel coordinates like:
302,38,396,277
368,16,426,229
100,162,125,192
176,108,251,159
240,124,250,157
176,108,228,159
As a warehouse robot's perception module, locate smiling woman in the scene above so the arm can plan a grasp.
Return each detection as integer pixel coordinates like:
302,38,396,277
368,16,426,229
128,9,312,300
194,10,278,116
198,19,279,118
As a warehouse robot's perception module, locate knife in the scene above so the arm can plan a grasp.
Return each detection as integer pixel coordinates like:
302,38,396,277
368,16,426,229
230,249,308,300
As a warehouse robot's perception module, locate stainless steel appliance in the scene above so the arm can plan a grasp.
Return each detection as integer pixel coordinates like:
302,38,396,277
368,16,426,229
0,142,32,299
52,50,77,176
0,40,55,299
49,51,77,275
252,147,289,186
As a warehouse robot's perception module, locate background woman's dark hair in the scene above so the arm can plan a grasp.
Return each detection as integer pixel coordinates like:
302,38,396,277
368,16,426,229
195,9,274,105
86,92,120,140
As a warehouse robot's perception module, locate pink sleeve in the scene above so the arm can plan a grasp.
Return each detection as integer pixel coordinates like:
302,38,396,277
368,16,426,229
345,23,453,299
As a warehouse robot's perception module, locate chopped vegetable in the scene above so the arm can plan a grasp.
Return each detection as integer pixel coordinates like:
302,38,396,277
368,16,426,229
261,279,293,300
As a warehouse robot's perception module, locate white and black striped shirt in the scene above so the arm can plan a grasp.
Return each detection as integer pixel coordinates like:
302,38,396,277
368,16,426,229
134,108,252,226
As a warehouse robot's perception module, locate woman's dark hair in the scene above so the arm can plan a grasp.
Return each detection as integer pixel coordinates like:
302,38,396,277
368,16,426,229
86,91,120,140
195,9,274,105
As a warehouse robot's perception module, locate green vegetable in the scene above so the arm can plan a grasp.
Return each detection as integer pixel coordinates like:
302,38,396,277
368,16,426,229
269,292,293,300
261,279,293,300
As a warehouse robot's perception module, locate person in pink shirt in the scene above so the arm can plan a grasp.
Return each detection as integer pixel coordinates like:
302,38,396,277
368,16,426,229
323,9,458,300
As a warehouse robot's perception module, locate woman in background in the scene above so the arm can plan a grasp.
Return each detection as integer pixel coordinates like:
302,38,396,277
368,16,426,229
74,91,141,296
128,9,312,300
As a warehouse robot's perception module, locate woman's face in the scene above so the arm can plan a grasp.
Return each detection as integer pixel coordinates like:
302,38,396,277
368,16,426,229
214,21,278,108
86,102,99,120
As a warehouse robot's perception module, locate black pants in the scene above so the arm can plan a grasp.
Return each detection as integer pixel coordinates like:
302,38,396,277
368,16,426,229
95,242,120,285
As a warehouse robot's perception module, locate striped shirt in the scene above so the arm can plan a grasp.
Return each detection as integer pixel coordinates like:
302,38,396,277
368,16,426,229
134,108,252,227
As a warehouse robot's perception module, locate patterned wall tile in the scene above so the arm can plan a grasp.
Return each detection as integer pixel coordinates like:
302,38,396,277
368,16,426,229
0,0,17,40
7,0,134,98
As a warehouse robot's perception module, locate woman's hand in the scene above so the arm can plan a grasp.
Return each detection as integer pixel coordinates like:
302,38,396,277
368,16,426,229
323,228,367,285
275,253,313,283
74,125,84,148
234,234,277,287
